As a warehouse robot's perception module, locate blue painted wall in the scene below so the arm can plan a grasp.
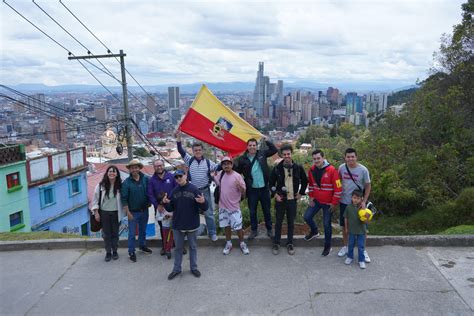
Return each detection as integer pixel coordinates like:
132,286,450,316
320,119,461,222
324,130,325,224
29,171,89,235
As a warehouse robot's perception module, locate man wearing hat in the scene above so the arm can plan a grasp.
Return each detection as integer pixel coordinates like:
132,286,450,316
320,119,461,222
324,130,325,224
213,156,249,255
121,159,152,262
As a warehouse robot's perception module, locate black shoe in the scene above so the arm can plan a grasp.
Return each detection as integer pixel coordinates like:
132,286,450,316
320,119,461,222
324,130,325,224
129,252,136,262
105,253,112,262
183,248,187,255
160,248,166,256
140,246,153,254
166,252,171,259
112,251,119,260
287,244,295,255
168,271,181,280
304,231,319,241
267,230,274,238
272,244,280,255
248,230,258,240
321,247,332,257
191,269,201,278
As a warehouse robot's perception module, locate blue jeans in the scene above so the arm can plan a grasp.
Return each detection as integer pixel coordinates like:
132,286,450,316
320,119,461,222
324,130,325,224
200,188,216,237
173,229,198,273
348,233,365,262
128,210,148,253
304,201,332,248
247,187,272,232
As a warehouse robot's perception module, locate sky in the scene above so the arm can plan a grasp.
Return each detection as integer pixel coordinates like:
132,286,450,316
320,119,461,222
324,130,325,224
0,0,466,90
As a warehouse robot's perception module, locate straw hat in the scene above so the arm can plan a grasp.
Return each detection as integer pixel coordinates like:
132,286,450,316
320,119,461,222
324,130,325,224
126,158,143,169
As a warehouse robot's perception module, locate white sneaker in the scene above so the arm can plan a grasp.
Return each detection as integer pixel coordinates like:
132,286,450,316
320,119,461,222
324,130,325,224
359,261,366,269
338,246,348,257
223,242,232,255
240,242,250,255
211,234,218,242
364,250,371,263
344,257,353,265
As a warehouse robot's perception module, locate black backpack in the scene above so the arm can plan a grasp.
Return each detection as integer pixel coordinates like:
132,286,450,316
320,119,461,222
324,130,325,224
213,171,225,204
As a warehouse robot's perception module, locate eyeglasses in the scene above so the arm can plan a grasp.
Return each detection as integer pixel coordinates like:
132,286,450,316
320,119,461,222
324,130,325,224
174,175,184,179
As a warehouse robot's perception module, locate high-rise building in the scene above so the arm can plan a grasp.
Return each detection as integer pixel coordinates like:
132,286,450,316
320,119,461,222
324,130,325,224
276,80,284,106
147,95,158,113
48,116,66,145
253,62,265,116
28,93,46,112
168,87,180,125
94,106,107,121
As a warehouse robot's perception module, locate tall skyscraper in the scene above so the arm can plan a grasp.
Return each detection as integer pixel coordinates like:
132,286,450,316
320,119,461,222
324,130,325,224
168,87,180,125
276,80,284,106
253,62,265,116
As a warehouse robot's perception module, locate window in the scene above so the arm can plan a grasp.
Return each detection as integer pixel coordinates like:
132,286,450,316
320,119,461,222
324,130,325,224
68,176,81,196
10,211,24,232
6,172,22,193
40,185,56,208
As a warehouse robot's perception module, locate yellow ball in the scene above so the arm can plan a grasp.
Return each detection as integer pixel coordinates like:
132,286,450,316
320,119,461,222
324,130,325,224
358,208,373,222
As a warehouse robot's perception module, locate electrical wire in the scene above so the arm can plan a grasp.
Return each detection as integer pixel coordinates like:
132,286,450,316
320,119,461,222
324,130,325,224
33,0,119,81
58,0,161,109
3,0,122,104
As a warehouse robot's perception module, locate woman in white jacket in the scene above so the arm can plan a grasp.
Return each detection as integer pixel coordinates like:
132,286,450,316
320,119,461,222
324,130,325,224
91,165,124,261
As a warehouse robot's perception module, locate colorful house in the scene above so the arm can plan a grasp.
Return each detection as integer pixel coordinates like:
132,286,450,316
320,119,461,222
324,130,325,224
27,147,89,235
0,144,30,232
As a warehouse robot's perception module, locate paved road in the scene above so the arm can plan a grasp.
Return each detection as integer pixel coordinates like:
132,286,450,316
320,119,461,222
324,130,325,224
1,246,473,315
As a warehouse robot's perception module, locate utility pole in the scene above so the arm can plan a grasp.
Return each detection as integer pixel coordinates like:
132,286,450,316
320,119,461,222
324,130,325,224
68,50,133,160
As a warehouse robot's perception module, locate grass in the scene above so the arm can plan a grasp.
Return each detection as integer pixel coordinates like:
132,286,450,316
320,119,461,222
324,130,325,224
439,225,474,235
0,232,88,241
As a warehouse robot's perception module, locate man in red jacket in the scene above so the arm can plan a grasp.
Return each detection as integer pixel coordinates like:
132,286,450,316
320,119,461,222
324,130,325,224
303,149,342,256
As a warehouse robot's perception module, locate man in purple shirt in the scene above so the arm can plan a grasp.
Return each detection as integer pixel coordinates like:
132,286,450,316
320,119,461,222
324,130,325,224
147,159,177,256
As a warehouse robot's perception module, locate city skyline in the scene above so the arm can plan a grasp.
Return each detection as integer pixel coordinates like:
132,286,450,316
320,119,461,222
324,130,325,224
1,0,465,90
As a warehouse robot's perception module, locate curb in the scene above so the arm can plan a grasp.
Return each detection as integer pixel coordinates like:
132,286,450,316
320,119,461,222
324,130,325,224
0,235,473,251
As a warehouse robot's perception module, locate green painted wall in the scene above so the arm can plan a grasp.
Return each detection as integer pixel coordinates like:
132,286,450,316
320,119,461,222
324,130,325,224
0,161,30,232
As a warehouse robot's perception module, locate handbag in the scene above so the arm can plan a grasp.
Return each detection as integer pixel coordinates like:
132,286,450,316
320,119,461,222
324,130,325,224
90,188,103,232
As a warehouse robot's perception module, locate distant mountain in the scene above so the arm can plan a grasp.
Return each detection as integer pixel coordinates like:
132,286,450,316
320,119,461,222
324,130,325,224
7,80,417,94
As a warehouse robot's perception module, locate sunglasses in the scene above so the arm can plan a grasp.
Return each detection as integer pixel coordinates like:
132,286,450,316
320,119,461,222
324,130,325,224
174,174,184,179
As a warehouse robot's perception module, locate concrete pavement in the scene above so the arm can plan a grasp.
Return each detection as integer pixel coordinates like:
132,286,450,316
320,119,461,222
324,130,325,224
0,246,473,315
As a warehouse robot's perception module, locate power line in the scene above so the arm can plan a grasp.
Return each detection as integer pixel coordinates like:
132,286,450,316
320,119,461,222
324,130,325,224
58,0,161,109
130,119,173,166
1,85,69,115
0,85,123,130
32,0,119,81
0,94,75,126
3,0,122,104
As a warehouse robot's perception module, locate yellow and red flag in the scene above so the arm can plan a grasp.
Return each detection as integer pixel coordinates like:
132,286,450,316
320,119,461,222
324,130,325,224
178,85,263,157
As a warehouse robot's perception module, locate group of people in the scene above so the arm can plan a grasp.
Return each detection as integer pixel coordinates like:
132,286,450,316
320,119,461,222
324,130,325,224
91,132,372,280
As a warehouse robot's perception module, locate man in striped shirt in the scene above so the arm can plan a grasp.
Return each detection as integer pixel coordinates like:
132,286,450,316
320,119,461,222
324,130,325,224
176,131,218,241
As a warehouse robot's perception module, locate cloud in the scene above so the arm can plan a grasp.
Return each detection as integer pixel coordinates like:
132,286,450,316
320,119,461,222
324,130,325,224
0,0,466,88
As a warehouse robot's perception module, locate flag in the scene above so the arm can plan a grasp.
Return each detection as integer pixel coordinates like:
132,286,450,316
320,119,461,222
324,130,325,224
179,85,263,157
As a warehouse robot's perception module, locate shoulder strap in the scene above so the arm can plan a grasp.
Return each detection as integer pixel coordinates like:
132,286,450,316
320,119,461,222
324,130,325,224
345,164,362,191
206,159,211,184
99,187,103,209
218,170,225,185
188,157,195,181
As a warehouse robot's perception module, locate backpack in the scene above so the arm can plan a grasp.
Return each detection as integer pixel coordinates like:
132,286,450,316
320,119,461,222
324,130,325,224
213,171,226,204
188,157,211,185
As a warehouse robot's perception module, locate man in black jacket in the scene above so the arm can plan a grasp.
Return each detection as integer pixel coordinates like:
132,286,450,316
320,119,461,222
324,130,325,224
269,144,308,255
163,169,208,280
235,136,277,239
